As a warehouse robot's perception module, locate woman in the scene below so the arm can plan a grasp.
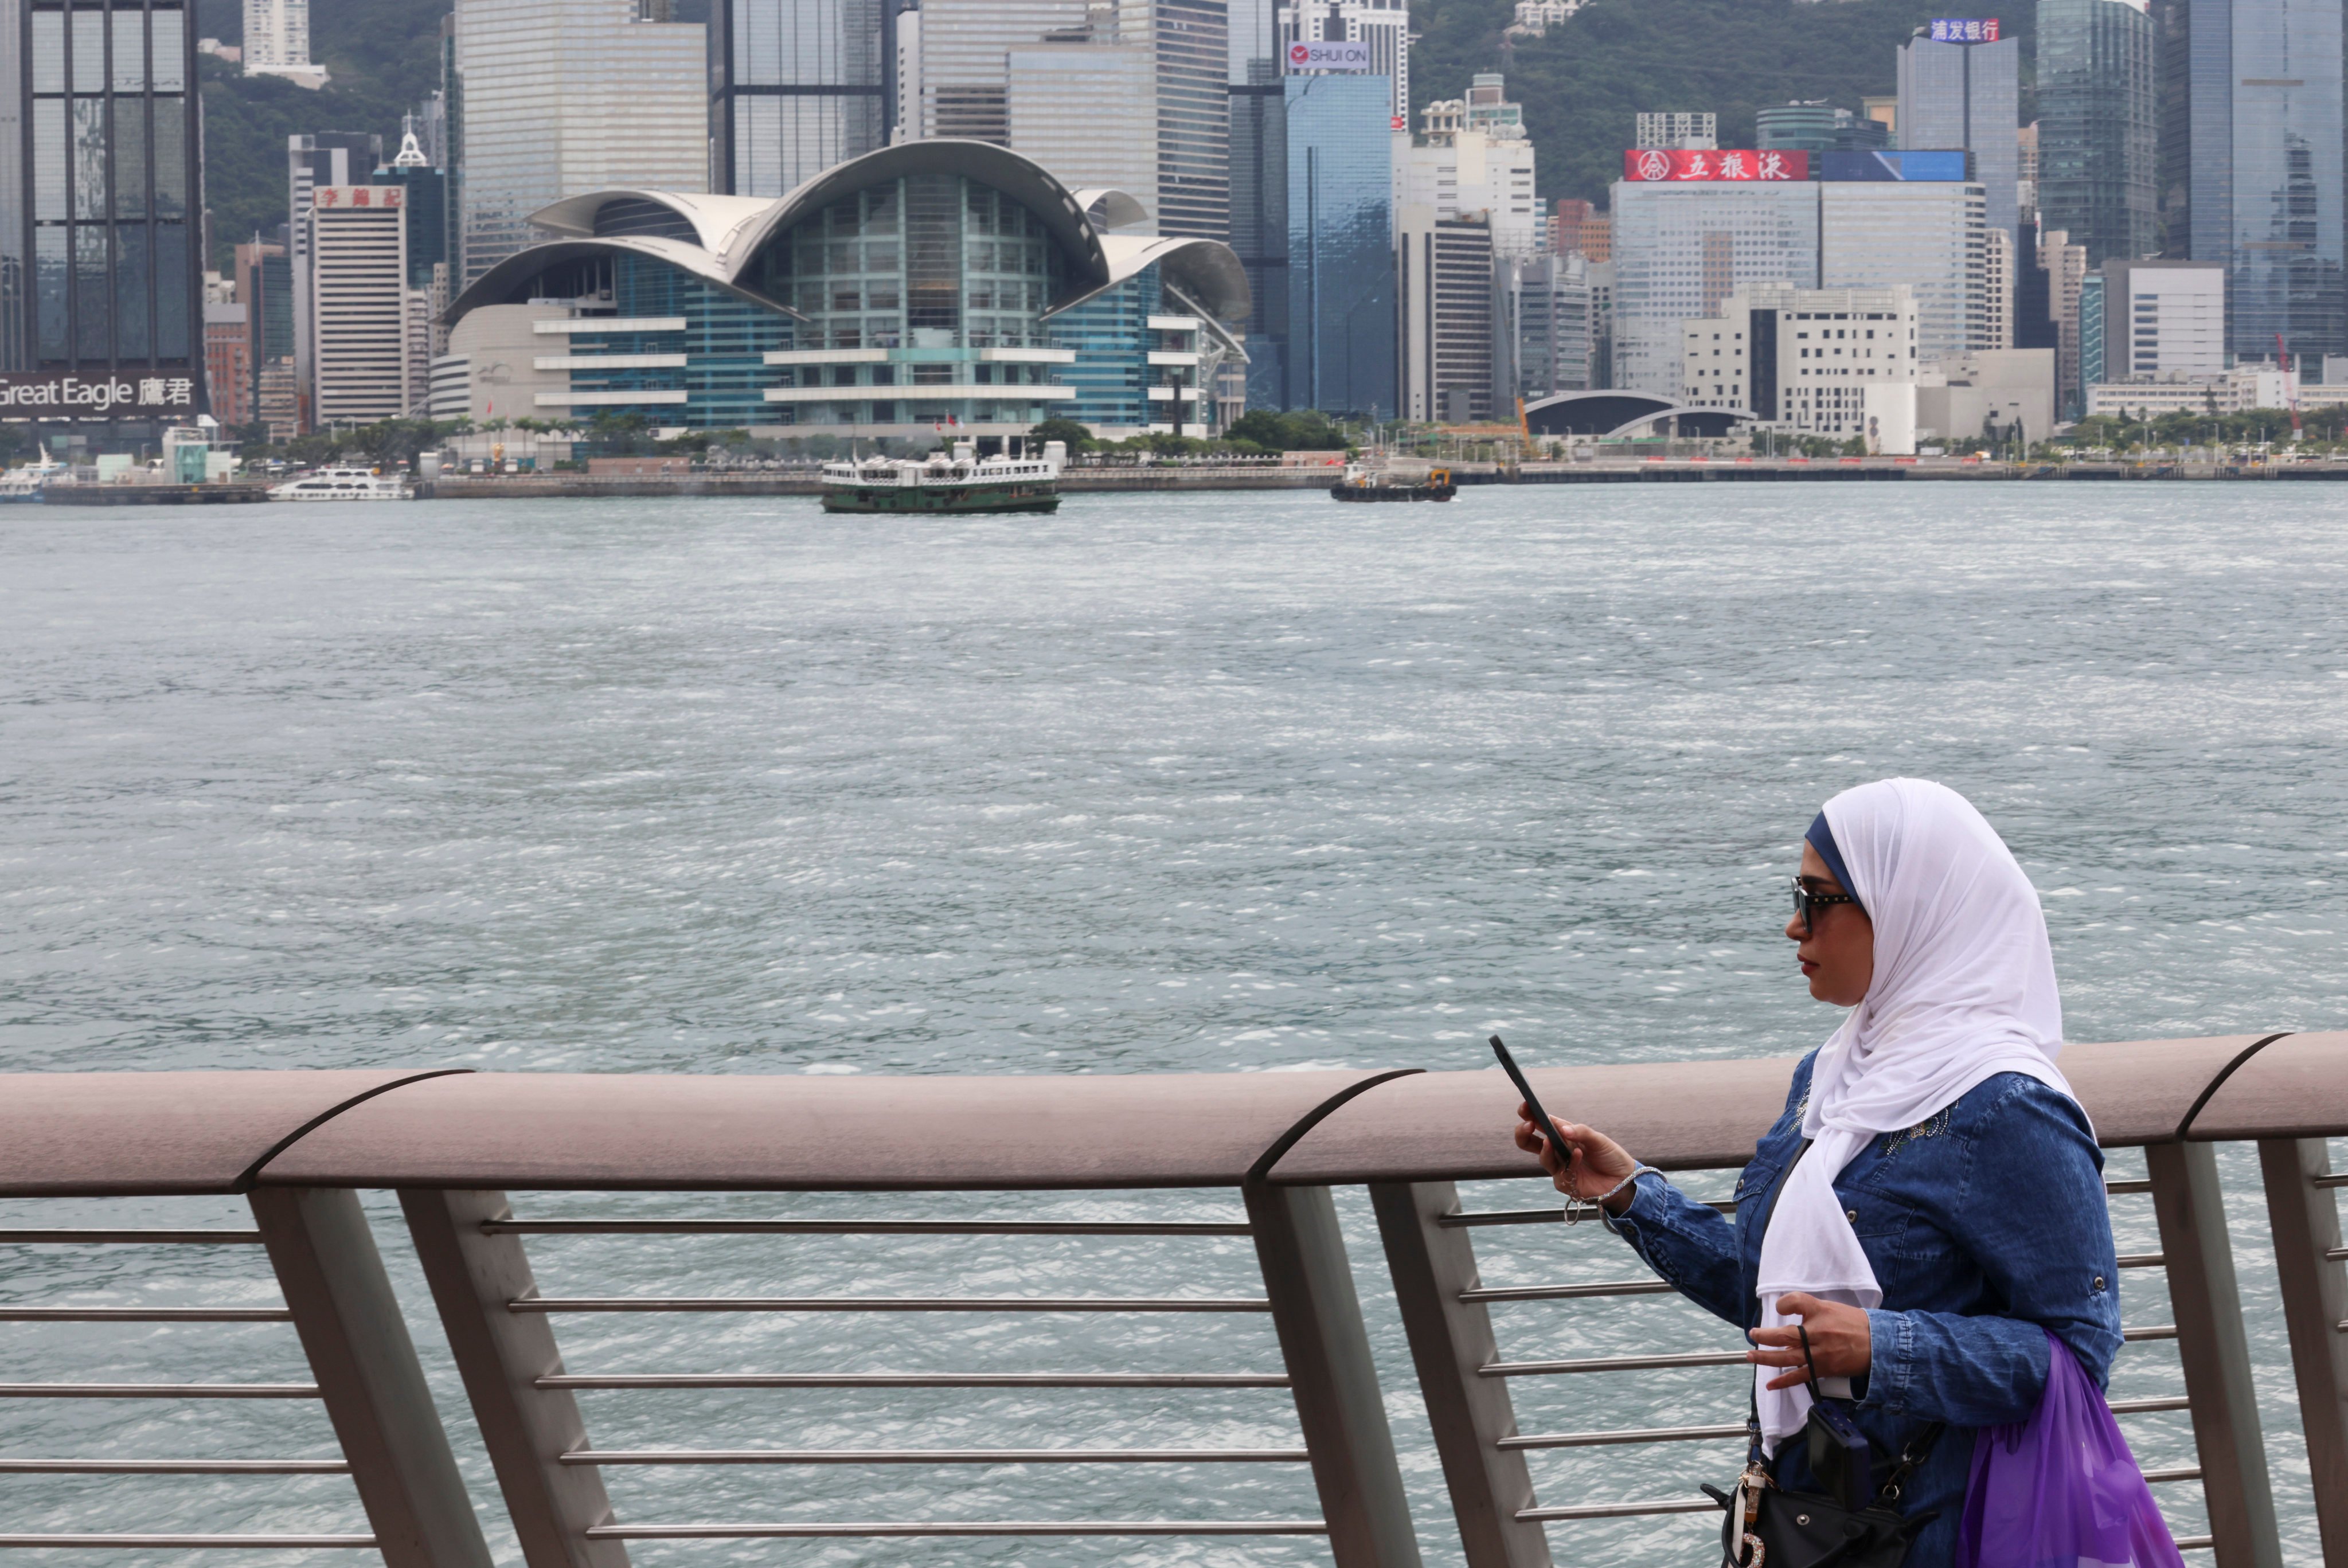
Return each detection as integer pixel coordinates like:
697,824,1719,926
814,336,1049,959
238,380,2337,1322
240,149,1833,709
1517,779,2121,1566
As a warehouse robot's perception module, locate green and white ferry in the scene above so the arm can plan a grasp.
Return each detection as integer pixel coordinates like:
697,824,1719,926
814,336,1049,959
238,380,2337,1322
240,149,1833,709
820,443,1063,515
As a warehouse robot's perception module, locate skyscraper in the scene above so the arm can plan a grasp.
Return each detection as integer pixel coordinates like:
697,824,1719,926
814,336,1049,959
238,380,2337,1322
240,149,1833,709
1609,178,1820,394
1282,72,1392,414
712,0,888,197
2035,0,2156,267
2158,0,2344,360
452,0,706,284
1277,0,1408,120
1396,75,1538,258
914,0,1230,238
288,132,380,428
1897,30,2022,242
5,0,205,415
306,184,411,424
1820,178,1987,364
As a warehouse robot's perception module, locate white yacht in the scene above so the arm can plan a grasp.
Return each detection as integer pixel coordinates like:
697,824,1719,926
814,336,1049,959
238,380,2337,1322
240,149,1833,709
0,456,65,502
268,466,411,502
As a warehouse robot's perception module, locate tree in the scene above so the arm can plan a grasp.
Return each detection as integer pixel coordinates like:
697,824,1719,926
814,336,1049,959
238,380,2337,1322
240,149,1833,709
1224,409,1347,451
1028,417,1094,451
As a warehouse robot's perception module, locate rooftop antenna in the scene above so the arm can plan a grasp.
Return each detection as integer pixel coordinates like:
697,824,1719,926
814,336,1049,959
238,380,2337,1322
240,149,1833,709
392,114,429,168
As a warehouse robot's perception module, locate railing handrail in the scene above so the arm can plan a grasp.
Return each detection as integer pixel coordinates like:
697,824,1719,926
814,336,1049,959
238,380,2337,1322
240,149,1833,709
2,1033,2342,1199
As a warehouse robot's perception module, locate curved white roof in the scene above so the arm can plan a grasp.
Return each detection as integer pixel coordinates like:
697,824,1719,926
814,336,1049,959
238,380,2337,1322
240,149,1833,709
1068,187,1153,232
527,190,782,263
1088,234,1252,324
447,142,1247,329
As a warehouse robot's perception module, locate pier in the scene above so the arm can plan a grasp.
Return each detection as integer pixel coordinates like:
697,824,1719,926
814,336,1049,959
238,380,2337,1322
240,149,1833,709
5,1034,2343,1566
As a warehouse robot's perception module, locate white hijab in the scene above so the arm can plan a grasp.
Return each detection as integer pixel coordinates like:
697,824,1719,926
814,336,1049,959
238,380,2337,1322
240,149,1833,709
1753,777,2078,1452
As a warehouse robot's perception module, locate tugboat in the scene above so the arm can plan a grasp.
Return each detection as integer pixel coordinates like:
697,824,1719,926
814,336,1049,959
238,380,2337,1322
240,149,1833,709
1329,463,1455,502
821,441,1062,515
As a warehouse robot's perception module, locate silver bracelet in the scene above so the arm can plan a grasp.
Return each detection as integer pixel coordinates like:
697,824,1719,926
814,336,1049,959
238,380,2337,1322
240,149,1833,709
1567,1163,1663,1225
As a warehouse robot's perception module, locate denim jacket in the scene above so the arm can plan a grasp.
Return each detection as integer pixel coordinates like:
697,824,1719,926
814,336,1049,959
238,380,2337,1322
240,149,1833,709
1601,1051,2123,1567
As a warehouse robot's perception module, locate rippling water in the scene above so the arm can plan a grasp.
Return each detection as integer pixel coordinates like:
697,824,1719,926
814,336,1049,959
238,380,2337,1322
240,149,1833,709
3,487,2343,1565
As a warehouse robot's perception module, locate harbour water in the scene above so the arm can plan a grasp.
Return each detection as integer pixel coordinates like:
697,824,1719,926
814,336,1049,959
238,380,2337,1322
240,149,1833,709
3,487,2344,1563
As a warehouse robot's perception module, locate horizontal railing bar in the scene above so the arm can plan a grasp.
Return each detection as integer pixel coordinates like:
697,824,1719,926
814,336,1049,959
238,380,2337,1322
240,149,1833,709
1470,1258,2166,1306
1483,1351,1744,1377
2177,1536,2215,1550
2144,1467,2204,1483
1501,1423,1746,1450
584,1521,1330,1538
1440,1202,1735,1229
541,1372,1291,1390
0,1309,292,1323
2314,1174,2347,1190
0,1536,376,1549
490,1220,1252,1237
1518,1500,1718,1522
1490,1326,2175,1379
2328,1248,2346,1264
0,1459,351,1474
1462,1280,1677,1304
562,1448,1310,1465
513,1297,1270,1314
0,1231,267,1246
0,1383,320,1399
2106,1179,2154,1195
1500,1397,2197,1450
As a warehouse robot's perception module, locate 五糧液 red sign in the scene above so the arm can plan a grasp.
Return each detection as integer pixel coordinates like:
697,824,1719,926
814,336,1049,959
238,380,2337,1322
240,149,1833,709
1620,149,1810,182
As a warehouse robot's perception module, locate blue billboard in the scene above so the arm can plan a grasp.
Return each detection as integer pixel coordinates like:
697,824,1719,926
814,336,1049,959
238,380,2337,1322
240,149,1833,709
1819,150,1971,182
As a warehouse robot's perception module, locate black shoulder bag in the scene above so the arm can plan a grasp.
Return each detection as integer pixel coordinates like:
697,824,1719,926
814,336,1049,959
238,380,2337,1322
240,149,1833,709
1702,1140,1944,1568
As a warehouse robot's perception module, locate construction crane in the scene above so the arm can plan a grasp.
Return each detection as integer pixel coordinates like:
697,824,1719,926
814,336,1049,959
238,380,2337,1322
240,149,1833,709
2277,334,2304,440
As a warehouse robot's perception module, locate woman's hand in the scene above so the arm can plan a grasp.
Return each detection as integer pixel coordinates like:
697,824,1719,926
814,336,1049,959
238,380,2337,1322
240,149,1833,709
1747,1293,1873,1390
1513,1108,1640,1214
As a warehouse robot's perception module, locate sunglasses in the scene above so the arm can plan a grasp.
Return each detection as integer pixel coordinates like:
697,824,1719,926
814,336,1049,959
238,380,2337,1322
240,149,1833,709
1790,875,1858,933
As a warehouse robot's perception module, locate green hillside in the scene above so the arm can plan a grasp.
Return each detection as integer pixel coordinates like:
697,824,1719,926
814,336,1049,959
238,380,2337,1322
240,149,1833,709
1407,0,2038,209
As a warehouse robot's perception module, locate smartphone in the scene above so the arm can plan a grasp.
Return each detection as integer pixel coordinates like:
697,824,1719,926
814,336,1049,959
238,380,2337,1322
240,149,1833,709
1489,1034,1576,1175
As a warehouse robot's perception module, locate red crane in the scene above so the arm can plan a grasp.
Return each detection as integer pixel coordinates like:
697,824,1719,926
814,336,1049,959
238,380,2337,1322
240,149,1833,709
2278,334,2304,440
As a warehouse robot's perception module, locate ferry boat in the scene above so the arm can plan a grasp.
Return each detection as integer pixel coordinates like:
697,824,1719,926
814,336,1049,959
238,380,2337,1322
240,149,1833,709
0,455,65,503
268,466,412,502
820,445,1061,514
1330,463,1455,502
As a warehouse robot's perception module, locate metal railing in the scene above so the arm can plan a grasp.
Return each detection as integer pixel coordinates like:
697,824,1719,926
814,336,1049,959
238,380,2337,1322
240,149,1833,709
0,1033,2342,1567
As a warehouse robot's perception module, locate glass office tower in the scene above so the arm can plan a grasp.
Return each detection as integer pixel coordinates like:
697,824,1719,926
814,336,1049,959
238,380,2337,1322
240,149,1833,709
6,0,202,392
1609,179,1821,394
2229,0,2340,357
713,0,888,198
2036,0,2157,267
1821,179,1988,362
1897,34,2021,244
1229,58,1286,405
1282,72,1390,414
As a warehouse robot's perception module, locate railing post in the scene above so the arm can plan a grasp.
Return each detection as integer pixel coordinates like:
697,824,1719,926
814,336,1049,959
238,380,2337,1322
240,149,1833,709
1245,1182,1425,1568
400,1189,629,1568
2145,1141,2284,1568
1370,1181,1552,1568
248,1186,496,1568
2257,1137,2348,1565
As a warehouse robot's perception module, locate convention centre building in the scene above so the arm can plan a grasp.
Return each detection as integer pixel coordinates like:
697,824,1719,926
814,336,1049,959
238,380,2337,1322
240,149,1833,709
435,140,1249,440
